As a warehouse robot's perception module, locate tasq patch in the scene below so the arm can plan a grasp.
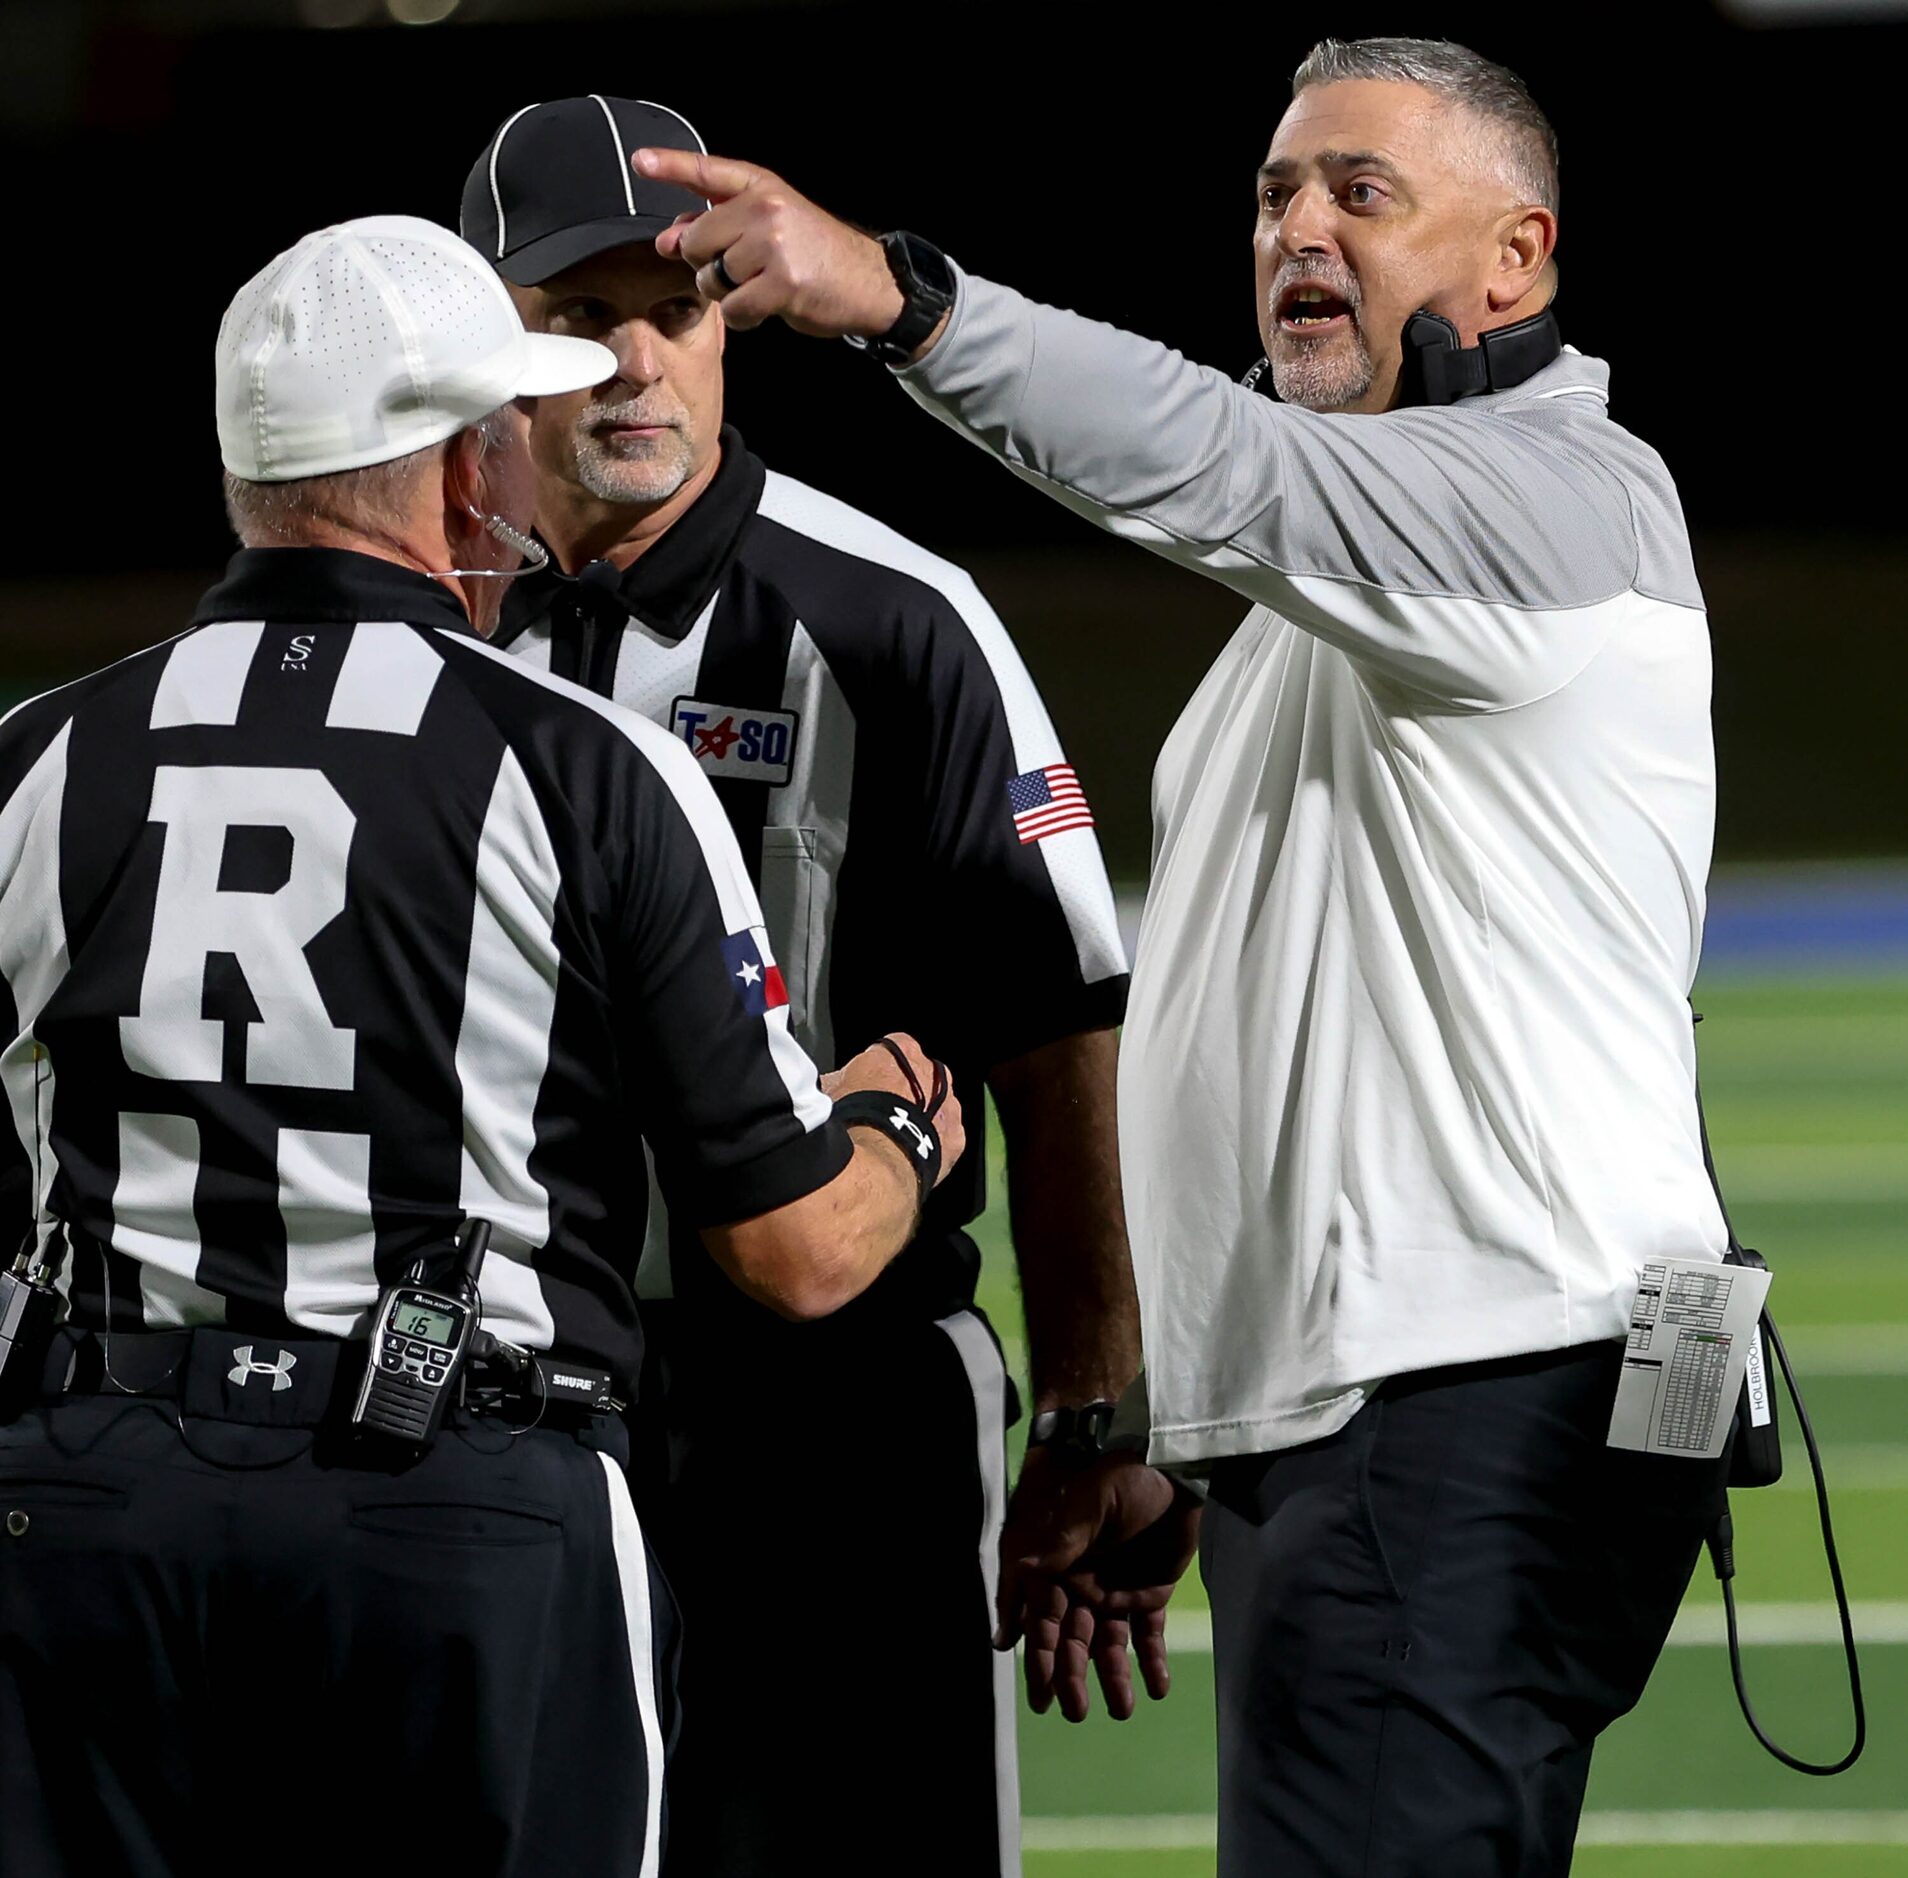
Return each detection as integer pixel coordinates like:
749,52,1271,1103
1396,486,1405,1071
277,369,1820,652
670,698,799,785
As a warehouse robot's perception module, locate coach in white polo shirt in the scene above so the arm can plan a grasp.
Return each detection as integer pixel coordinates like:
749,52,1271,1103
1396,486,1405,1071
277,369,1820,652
629,34,1739,1878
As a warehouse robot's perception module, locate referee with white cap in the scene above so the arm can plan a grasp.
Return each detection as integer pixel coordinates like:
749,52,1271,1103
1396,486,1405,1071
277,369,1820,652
0,213,960,1876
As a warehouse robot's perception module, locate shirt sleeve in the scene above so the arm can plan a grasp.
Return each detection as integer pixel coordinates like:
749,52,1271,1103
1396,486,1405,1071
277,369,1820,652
897,270,1643,713
608,715,852,1227
898,576,1129,1072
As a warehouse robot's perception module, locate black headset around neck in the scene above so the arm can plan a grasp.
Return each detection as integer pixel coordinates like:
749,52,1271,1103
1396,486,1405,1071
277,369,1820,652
1243,302,1563,408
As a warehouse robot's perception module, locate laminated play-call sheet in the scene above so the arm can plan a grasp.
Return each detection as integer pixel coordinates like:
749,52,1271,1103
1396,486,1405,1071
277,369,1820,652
1606,1257,1773,1460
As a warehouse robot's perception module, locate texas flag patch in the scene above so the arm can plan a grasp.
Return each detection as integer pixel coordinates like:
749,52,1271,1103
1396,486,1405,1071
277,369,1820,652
720,926,789,1016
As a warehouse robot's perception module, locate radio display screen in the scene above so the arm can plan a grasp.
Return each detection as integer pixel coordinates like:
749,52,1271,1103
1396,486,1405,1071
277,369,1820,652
396,1303,457,1344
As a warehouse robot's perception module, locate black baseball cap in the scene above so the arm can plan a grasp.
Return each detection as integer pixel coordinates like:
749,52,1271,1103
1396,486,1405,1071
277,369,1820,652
461,96,711,286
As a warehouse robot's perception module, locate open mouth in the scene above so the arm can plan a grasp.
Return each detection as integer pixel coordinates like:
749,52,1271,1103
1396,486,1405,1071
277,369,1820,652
594,420,678,449
1277,283,1354,336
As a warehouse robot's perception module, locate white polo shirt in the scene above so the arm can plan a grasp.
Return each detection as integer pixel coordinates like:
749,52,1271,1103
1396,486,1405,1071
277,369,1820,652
900,275,1728,1465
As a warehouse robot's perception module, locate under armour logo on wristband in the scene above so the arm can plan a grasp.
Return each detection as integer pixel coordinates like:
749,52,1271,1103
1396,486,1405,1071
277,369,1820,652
228,1346,298,1391
889,1108,934,1160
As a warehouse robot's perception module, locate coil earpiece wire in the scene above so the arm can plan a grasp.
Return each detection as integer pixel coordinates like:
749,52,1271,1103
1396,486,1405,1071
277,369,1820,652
436,512,552,580
432,422,552,581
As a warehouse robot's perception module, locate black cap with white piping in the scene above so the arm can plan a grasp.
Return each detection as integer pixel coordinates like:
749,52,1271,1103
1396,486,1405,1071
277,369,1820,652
461,96,711,287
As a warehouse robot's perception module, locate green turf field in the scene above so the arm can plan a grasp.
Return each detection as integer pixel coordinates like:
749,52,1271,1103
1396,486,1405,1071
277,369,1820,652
970,970,1908,1875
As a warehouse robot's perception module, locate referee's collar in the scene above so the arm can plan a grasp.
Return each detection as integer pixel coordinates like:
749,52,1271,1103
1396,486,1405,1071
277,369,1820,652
193,547,478,636
498,426,767,649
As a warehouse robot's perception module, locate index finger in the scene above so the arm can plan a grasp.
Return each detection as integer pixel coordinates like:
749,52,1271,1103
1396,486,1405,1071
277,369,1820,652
633,146,766,202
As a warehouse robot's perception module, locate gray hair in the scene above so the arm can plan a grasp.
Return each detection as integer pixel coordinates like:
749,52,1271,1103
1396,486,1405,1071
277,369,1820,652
222,407,513,548
1292,38,1558,211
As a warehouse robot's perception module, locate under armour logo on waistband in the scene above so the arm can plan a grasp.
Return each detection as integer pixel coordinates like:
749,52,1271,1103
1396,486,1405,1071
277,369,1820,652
228,1345,298,1392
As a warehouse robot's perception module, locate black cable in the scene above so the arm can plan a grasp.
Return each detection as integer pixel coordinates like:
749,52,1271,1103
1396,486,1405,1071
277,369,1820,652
872,1035,926,1107
1708,1312,1865,1775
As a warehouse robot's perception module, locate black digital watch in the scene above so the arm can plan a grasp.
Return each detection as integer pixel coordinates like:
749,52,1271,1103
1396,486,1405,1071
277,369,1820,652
846,231,956,367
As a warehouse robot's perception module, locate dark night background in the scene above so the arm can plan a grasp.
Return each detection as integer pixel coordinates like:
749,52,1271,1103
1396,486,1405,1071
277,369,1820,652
4,0,1904,873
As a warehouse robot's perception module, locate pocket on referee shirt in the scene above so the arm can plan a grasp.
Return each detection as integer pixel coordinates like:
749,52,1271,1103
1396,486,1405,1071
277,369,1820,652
759,826,818,1019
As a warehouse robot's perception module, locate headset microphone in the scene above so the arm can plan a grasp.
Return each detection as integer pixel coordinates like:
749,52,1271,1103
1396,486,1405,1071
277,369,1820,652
435,513,550,582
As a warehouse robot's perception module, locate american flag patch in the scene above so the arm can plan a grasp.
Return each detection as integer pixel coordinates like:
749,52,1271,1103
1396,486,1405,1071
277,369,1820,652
1008,763,1093,845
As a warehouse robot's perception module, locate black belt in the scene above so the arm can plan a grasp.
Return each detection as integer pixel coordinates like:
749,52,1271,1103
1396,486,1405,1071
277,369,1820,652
38,1326,611,1433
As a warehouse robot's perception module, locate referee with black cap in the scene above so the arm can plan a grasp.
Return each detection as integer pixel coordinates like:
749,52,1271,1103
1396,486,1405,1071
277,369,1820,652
460,98,1139,1878
0,212,960,1876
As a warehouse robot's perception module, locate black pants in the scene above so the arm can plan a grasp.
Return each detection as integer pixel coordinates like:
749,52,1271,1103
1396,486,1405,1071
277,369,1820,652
1201,1341,1727,1878
641,1301,1019,1878
0,1378,677,1877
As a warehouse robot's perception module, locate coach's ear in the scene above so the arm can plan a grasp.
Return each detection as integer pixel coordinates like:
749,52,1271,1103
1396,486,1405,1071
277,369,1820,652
442,427,489,563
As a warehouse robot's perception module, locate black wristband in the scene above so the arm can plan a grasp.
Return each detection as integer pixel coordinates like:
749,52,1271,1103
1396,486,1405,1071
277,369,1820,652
832,1089,941,1209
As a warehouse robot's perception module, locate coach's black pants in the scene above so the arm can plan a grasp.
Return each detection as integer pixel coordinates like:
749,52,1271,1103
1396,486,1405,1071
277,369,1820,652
640,1299,1019,1878
0,1390,677,1877
1202,1341,1728,1878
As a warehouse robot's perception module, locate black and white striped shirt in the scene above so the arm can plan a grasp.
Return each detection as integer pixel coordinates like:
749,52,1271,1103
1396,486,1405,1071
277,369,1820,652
498,431,1128,1322
0,547,847,1389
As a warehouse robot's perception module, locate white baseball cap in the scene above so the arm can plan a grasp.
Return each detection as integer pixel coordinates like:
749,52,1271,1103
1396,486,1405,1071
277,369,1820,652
216,213,615,483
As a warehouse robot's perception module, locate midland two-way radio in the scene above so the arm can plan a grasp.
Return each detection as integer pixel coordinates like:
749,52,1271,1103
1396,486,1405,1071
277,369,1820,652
351,1218,491,1453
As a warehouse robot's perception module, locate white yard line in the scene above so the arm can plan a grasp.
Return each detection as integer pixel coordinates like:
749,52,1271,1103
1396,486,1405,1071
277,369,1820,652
1151,1601,1908,1656
1667,1599,1908,1646
1021,1812,1908,1853
1022,1815,1214,1853
1577,1812,1908,1847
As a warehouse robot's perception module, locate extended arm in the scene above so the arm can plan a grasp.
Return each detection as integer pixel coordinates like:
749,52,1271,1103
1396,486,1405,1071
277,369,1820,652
637,147,1641,712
